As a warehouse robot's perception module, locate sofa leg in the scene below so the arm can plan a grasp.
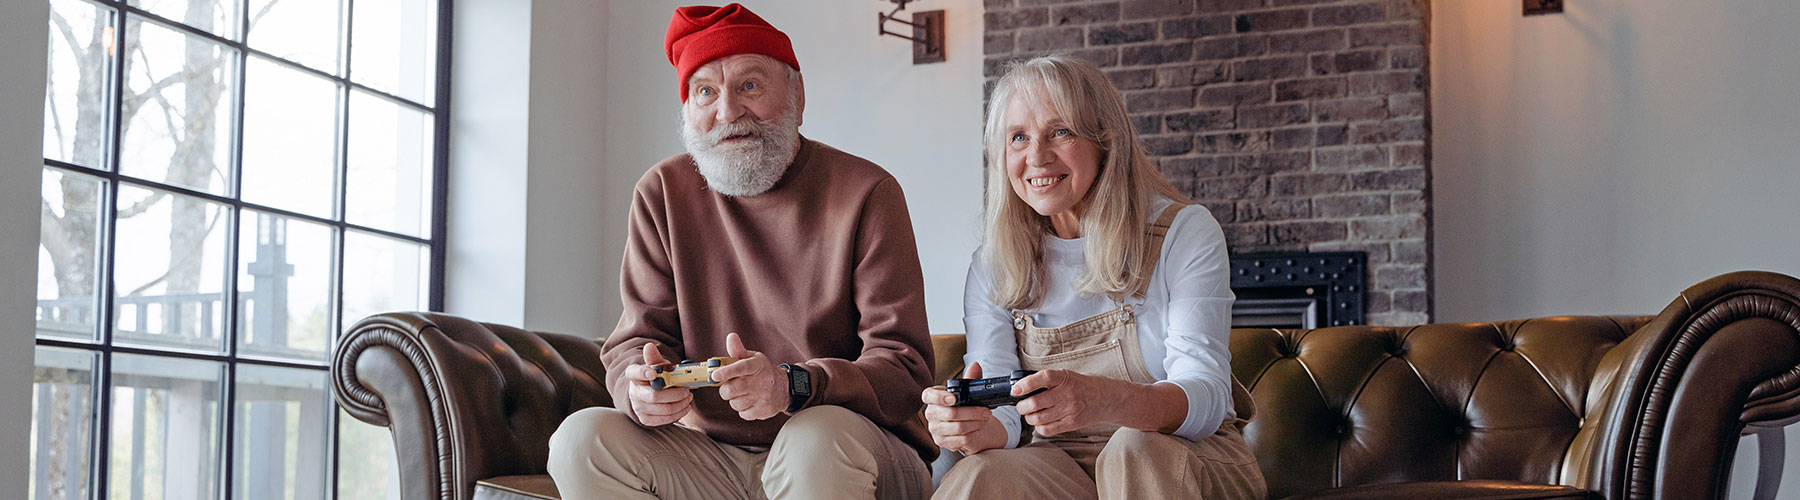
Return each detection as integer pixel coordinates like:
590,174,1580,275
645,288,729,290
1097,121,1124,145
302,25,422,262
1755,427,1785,500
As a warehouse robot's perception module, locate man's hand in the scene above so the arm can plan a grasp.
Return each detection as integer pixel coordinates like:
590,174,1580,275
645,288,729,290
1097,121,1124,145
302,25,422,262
1013,369,1140,437
922,362,1009,455
623,343,693,427
710,332,789,421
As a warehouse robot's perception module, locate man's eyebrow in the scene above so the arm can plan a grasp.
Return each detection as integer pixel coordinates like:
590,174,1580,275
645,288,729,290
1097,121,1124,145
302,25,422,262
735,65,773,78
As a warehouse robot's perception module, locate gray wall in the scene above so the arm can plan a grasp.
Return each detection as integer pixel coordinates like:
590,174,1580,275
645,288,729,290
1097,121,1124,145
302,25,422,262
1430,1,1800,497
446,0,611,337
1,0,48,496
1432,0,1800,321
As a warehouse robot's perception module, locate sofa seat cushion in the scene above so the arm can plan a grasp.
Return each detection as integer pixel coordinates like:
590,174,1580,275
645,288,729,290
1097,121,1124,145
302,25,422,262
1282,480,1598,500
474,475,560,500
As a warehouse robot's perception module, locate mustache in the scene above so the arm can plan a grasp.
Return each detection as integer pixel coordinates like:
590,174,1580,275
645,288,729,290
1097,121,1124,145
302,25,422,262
693,117,775,147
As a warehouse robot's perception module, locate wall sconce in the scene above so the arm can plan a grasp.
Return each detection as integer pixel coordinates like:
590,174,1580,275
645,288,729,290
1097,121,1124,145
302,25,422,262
878,0,946,64
1524,0,1563,16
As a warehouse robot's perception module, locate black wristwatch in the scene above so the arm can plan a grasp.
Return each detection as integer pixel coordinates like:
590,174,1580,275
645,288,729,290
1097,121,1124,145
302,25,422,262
779,363,812,413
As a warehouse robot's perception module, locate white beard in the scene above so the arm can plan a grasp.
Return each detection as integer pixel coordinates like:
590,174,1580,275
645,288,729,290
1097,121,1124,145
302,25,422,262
680,100,802,197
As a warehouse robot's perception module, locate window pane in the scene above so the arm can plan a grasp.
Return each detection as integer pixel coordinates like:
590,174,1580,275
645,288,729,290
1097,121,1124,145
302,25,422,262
120,18,236,196
43,0,114,169
341,232,426,332
38,167,106,342
30,347,97,500
336,411,398,500
346,91,432,238
233,365,328,500
129,0,237,39
246,0,341,74
242,57,338,218
349,0,436,103
238,212,334,362
114,184,231,353
110,354,224,500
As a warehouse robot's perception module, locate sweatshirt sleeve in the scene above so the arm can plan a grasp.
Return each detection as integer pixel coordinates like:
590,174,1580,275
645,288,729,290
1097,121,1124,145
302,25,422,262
961,250,1027,449
1158,205,1238,441
793,177,935,430
600,176,685,425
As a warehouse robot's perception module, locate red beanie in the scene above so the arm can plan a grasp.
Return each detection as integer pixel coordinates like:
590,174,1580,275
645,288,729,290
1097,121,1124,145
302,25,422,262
665,4,800,102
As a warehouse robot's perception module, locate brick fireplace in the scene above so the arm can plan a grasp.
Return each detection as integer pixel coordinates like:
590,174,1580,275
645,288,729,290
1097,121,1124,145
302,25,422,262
984,0,1431,325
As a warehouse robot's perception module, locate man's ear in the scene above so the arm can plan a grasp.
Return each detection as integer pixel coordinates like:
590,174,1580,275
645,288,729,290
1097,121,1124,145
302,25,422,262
793,72,806,127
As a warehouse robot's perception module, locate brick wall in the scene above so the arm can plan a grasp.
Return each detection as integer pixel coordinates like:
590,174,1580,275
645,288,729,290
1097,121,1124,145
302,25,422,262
984,0,1431,325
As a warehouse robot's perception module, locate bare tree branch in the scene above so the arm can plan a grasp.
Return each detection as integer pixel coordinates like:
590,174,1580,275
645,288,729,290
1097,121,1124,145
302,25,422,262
248,0,280,33
122,72,193,115
117,191,168,219
39,200,74,259
123,205,224,297
148,78,187,149
47,10,88,63
121,49,225,126
45,34,68,159
121,44,160,127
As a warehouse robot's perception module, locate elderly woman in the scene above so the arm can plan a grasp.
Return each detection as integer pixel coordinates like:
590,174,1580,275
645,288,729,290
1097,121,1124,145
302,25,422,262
924,55,1265,499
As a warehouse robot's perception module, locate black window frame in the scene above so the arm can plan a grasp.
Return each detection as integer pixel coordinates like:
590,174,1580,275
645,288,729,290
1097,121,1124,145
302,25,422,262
32,0,452,497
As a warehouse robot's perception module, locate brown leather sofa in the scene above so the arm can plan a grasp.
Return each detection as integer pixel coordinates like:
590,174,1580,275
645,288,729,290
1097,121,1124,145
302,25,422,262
331,271,1800,499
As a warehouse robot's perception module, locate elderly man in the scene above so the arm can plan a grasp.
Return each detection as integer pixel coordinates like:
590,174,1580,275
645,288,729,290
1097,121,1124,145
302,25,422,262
546,4,936,500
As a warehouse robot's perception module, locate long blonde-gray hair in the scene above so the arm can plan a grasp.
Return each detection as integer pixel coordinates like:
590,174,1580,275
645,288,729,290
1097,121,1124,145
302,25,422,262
983,55,1191,310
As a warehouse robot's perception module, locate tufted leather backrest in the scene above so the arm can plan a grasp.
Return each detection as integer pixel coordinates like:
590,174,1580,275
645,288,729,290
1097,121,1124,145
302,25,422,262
1230,316,1655,499
333,313,611,500
339,272,1800,500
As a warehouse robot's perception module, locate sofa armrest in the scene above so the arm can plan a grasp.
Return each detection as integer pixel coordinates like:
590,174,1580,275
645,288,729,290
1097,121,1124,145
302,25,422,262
1564,271,1800,500
932,334,967,385
330,312,611,500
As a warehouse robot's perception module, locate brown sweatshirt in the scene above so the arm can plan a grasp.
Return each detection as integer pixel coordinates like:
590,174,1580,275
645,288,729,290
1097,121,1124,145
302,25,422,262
601,139,936,462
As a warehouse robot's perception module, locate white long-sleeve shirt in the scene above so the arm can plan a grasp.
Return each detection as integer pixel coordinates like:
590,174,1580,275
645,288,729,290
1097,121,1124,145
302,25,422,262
963,199,1237,447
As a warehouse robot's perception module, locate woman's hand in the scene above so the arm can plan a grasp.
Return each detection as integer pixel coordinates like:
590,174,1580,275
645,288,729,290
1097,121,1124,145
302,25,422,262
922,362,1011,455
1013,369,1188,436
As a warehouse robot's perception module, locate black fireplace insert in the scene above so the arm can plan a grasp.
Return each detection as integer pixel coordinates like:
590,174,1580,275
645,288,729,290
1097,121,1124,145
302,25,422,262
1228,251,1366,330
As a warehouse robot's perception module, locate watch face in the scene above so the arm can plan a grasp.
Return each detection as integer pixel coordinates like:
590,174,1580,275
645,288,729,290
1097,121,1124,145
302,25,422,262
786,365,809,394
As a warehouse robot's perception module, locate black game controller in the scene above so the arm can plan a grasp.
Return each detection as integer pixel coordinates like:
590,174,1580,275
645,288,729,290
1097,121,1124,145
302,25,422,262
946,370,1045,408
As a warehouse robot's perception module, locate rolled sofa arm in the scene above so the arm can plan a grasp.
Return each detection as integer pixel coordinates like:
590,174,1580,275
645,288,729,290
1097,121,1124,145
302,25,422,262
330,312,612,500
1564,271,1800,500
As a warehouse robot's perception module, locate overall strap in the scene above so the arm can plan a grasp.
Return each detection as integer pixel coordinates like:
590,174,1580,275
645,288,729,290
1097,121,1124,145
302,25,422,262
1132,203,1188,299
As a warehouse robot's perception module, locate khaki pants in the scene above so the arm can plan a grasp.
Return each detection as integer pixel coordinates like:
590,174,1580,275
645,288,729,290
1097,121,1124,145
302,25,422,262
548,405,931,500
933,425,1266,500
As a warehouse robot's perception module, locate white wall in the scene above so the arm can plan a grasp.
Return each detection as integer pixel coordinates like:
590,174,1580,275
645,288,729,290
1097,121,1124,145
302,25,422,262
446,0,531,327
0,0,48,496
1431,1,1800,497
600,0,986,336
446,0,611,336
